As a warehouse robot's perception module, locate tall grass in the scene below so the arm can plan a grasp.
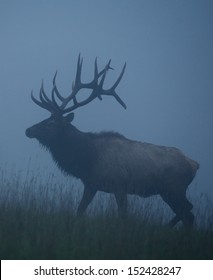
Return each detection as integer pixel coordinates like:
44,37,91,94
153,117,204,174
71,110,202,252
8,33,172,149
0,167,212,260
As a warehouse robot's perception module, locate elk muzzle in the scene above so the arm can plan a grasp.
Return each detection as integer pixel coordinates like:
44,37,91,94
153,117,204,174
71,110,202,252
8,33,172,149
25,127,35,138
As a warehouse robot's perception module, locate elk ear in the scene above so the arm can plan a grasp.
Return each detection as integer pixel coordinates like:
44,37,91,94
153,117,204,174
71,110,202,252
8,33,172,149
65,112,74,123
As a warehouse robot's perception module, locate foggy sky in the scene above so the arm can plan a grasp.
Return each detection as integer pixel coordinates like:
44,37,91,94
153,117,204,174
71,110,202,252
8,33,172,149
0,0,213,200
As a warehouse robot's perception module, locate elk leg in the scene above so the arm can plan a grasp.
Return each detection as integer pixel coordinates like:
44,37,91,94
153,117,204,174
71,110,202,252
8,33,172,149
114,191,128,217
168,211,194,229
160,192,194,228
77,187,96,215
168,215,181,227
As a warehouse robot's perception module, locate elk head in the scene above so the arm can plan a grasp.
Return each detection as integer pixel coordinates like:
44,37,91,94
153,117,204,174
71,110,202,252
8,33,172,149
25,54,126,145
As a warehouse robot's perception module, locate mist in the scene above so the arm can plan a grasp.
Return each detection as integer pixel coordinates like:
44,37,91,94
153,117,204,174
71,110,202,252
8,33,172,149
0,0,212,203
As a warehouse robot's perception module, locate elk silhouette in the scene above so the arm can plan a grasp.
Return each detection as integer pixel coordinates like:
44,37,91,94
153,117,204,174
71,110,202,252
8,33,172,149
26,55,199,227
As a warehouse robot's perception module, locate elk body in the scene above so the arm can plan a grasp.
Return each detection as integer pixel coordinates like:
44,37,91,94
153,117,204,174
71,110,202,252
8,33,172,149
26,55,199,227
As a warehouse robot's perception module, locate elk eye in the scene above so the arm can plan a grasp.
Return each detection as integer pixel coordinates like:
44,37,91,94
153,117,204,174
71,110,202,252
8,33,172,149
47,120,56,126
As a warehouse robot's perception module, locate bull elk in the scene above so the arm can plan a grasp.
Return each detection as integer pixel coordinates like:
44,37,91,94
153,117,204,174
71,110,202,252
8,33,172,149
26,55,199,227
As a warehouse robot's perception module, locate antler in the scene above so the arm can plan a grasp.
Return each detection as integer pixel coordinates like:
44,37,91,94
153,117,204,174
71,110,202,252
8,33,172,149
31,54,126,116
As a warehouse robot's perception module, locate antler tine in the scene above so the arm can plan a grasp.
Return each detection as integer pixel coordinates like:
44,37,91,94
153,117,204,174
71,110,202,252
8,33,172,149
94,57,98,78
40,81,52,104
98,62,127,109
110,62,126,91
51,87,63,112
75,53,83,89
53,71,65,102
94,57,102,100
52,71,74,111
31,90,53,112
99,64,108,89
110,92,127,109
52,71,70,112
95,59,113,80
31,90,42,107
40,81,59,111
54,54,84,111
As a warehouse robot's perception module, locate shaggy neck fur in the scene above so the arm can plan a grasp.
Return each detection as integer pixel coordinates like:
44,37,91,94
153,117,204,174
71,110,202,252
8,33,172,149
39,125,96,181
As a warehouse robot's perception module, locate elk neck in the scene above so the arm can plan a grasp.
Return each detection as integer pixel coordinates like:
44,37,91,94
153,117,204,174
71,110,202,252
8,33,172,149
47,124,96,180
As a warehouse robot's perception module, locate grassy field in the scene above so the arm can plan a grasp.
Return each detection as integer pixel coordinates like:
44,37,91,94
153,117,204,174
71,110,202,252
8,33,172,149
0,168,213,260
